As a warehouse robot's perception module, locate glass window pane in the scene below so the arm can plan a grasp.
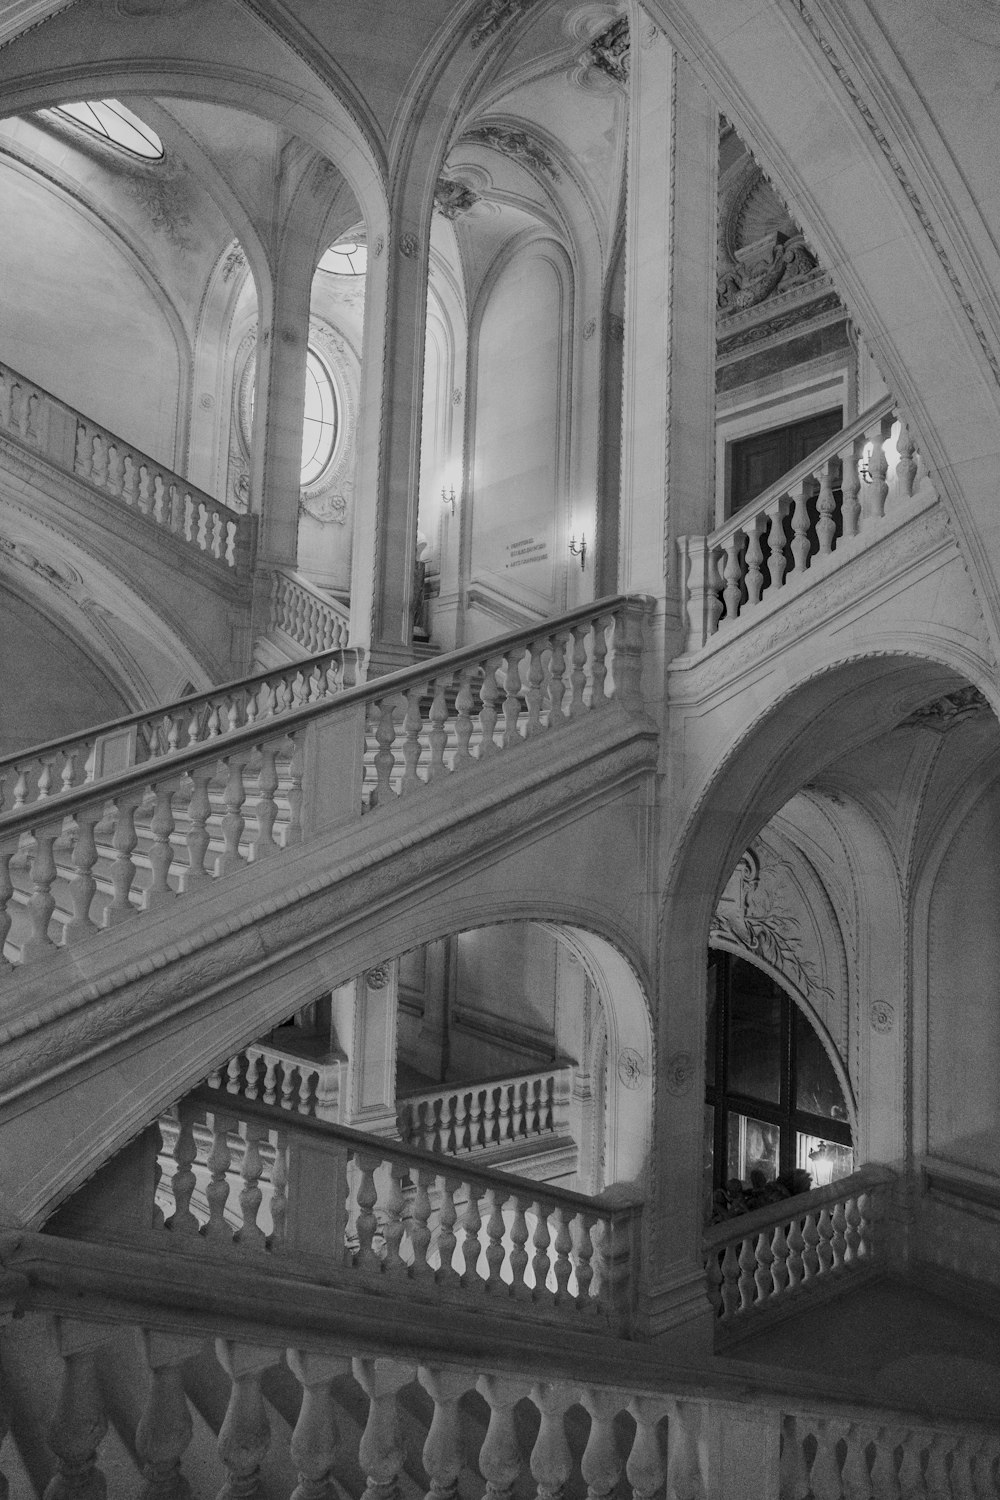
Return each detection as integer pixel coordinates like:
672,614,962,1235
796,1133,854,1188
703,1105,715,1220
794,1008,849,1122
726,964,782,1103
726,1112,780,1185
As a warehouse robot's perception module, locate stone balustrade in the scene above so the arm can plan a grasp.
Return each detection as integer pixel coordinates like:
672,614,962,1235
0,357,254,575
679,396,938,651
397,1065,573,1155
0,647,365,818
269,566,351,653
207,1042,343,1121
0,595,652,969
703,1166,894,1335
1,1260,997,1500
154,1086,640,1334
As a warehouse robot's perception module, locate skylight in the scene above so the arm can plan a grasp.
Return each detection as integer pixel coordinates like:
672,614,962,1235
318,241,367,276
50,100,164,161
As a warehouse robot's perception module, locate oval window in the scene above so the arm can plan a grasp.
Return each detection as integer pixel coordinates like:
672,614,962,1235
245,345,338,489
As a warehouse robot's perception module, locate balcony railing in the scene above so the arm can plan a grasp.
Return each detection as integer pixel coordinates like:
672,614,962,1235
0,595,653,970
679,396,938,652
0,356,255,575
702,1165,894,1338
396,1064,574,1155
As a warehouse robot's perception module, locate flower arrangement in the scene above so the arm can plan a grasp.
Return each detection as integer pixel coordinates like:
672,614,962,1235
709,1166,813,1224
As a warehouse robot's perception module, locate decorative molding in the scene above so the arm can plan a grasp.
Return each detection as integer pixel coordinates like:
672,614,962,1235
469,0,538,49
870,999,895,1033
716,286,841,359
718,231,821,315
789,0,1000,388
664,1051,694,1095
710,849,833,1003
462,125,559,182
433,177,479,220
616,1046,643,1089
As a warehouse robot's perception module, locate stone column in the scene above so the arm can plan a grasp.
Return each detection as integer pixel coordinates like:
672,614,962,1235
331,962,400,1134
619,12,717,680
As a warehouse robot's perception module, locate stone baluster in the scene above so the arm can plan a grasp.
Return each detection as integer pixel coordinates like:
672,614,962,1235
840,435,863,539
573,1212,597,1306
501,651,524,747
786,1216,806,1290
590,614,612,709
64,805,102,945
530,1200,552,1298
497,1085,513,1143
529,1385,573,1500
625,1397,668,1500
875,414,892,517
770,1222,789,1299
269,1138,288,1249
418,1367,470,1500
719,1240,741,1317
808,1418,843,1500
371,697,400,807
754,1228,774,1302
283,734,305,846
182,764,215,890
816,457,839,555
353,1152,383,1272
225,1056,244,1095
353,1359,413,1500
436,1177,461,1285
524,640,546,737
0,837,14,968
737,1234,757,1312
382,1163,408,1276
665,1400,706,1500
840,1422,875,1500
896,418,918,499
426,680,449,780
452,667,476,769
869,1425,902,1498
408,1167,436,1279
551,1207,573,1305
44,1321,114,1500
779,1416,812,1500
22,821,61,962
146,782,177,910
237,1122,270,1249
816,1206,835,1277
579,1389,623,1500
106,790,144,925
720,532,744,623
478,659,502,759
844,1193,862,1265
287,1350,350,1500
801,1211,821,1283
135,1330,201,1500
217,755,250,875
459,1185,483,1285
477,1375,531,1500
924,1433,952,1500
742,514,767,608
829,1199,848,1272
790,479,813,574
482,1187,508,1294
857,1190,875,1259
400,683,425,795
764,495,791,589
704,1251,724,1318
897,1428,928,1498
214,1341,282,1500
203,1111,236,1240
253,744,279,858
280,1063,298,1111
508,1194,530,1299
547,630,568,723
164,1113,201,1235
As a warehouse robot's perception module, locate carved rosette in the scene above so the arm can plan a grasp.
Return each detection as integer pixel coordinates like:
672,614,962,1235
365,964,391,991
870,1000,895,1033
664,1051,694,1095
616,1047,643,1089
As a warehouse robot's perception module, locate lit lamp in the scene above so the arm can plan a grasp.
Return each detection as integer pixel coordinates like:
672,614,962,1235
808,1139,837,1188
568,532,587,570
441,484,457,515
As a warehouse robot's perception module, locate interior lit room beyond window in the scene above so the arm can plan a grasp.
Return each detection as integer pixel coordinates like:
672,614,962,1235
318,241,367,276
50,100,164,161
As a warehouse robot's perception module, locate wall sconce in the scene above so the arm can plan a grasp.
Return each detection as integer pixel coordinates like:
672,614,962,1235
568,532,587,570
858,441,874,485
441,484,457,515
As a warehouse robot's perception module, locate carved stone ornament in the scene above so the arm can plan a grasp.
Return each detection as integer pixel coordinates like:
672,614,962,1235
470,0,538,48
900,685,991,731
399,232,418,259
462,124,559,181
664,1051,695,1095
365,964,391,990
716,155,823,317
582,318,597,340
221,244,246,283
451,388,463,406
373,235,385,258
434,177,479,220
616,1047,643,1089
299,492,347,525
587,15,629,84
870,1000,895,1033
711,847,832,1003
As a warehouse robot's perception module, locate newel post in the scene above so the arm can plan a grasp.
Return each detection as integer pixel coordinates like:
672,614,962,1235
677,537,722,652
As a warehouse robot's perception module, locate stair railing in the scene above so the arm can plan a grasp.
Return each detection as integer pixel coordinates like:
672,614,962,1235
679,395,938,651
0,357,255,575
0,595,653,969
703,1164,895,1337
269,566,351,653
4,1239,999,1500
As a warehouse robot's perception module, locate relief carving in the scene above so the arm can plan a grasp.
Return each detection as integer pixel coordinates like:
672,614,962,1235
585,15,629,85
434,178,479,220
462,125,559,181
711,848,832,1002
470,0,538,48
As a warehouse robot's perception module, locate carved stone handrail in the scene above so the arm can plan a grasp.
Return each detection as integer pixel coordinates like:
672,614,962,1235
703,1164,895,1332
0,647,365,817
269,567,351,654
0,595,654,969
678,395,938,651
0,357,255,575
143,1085,643,1334
397,1064,574,1155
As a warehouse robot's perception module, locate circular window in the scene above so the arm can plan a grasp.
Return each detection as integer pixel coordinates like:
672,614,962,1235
319,241,367,276
243,345,339,489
